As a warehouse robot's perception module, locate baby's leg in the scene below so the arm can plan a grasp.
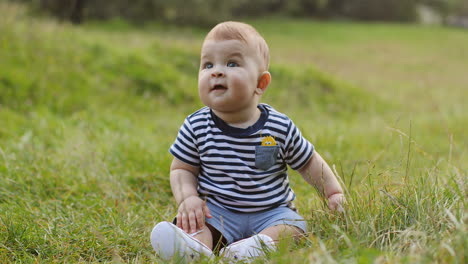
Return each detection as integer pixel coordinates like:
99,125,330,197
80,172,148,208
192,225,214,249
220,207,306,261
260,224,304,242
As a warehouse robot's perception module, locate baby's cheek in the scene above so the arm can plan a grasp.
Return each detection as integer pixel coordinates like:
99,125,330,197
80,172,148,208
198,78,209,91
231,74,251,89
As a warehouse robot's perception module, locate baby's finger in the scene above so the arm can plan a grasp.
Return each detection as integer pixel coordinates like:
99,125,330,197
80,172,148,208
180,212,189,233
195,207,205,229
188,211,197,234
203,203,212,218
176,213,183,229
336,204,345,213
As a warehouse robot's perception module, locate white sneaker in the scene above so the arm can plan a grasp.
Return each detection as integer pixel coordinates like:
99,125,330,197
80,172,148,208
221,234,276,263
150,221,213,262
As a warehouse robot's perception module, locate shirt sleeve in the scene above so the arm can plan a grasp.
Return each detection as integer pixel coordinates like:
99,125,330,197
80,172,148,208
283,120,314,170
169,118,200,167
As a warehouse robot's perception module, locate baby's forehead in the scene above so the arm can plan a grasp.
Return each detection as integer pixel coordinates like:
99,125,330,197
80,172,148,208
201,39,255,56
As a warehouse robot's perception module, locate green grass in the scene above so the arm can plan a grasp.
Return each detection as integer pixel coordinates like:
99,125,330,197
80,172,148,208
0,2,466,263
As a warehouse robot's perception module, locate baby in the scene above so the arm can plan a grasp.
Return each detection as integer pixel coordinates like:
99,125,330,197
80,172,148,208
151,21,345,262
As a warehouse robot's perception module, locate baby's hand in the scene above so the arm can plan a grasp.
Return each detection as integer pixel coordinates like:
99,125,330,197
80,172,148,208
176,196,212,234
328,193,345,213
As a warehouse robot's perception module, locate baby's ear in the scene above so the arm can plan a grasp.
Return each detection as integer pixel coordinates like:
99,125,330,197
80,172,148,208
256,71,271,95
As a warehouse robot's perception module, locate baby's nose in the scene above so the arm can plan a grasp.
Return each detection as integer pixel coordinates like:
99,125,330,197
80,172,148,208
211,70,224,77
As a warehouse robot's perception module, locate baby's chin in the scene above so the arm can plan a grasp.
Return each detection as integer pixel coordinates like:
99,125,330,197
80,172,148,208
204,101,239,113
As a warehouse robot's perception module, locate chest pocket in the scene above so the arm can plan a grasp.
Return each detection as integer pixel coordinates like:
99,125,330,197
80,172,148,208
255,145,280,170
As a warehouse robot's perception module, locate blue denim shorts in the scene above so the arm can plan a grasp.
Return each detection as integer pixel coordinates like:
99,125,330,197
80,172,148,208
205,201,307,244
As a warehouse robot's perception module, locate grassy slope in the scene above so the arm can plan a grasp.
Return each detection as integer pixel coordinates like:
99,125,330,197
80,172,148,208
0,3,466,263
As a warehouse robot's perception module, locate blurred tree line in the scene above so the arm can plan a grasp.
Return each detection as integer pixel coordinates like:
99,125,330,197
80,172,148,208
15,0,468,26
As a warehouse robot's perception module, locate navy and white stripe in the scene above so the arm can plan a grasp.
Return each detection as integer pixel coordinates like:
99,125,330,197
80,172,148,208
170,104,314,213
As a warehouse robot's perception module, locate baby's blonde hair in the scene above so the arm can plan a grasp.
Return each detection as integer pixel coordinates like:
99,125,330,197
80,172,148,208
204,21,270,72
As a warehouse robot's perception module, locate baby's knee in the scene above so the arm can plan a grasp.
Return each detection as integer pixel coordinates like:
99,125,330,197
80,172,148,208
260,224,304,241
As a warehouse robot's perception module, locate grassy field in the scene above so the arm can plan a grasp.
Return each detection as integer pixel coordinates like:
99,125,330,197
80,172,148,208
0,2,466,263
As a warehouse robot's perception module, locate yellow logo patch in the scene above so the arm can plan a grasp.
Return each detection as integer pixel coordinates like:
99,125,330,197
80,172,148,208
261,136,277,146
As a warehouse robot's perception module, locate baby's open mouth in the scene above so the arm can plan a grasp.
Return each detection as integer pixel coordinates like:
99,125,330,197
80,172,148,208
212,84,227,90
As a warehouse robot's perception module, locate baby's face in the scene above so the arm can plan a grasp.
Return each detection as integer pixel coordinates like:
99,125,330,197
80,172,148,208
198,39,262,114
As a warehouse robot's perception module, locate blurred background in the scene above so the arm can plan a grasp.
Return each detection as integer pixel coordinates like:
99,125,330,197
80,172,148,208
13,0,468,27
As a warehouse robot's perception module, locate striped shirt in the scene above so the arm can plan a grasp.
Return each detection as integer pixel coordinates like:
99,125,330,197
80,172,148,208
170,104,314,213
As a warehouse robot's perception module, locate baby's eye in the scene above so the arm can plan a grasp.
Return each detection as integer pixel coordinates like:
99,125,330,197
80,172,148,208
204,62,213,69
227,61,238,67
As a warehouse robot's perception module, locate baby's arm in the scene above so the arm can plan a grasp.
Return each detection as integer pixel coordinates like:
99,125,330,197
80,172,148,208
170,157,212,233
297,151,345,211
